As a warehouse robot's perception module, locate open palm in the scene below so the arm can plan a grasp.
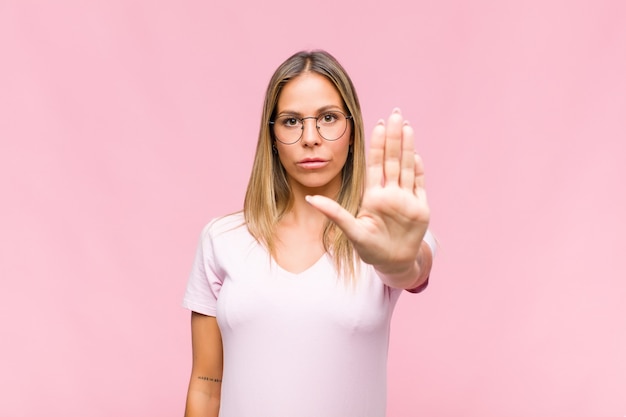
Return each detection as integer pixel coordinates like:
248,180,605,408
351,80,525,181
306,108,430,272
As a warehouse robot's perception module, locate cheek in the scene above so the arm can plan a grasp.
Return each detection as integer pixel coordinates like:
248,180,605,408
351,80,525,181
276,146,294,168
333,141,351,166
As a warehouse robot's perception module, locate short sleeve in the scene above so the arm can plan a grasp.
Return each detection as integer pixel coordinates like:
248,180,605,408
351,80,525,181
423,229,437,257
182,221,224,316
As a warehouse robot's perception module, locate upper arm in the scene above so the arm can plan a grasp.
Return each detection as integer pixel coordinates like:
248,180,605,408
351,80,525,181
185,312,223,417
189,312,223,381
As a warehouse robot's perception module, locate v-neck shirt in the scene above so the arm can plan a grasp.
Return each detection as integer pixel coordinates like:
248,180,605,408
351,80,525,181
183,212,432,417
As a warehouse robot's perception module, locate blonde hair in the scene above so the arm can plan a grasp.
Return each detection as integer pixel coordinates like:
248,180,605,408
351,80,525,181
243,50,366,280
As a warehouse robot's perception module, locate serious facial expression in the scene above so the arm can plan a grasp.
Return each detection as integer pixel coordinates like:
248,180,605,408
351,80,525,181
273,72,352,196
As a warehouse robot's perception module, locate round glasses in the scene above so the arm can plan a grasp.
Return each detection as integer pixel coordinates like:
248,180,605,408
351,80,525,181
269,111,353,145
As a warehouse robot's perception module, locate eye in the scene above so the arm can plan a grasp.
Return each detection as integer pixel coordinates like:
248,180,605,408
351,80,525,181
280,117,301,128
319,112,340,125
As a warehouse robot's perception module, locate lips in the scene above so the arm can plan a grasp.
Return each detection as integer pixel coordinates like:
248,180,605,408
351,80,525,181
297,158,329,169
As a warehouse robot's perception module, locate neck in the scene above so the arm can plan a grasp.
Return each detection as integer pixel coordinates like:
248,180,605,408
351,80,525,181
283,181,340,228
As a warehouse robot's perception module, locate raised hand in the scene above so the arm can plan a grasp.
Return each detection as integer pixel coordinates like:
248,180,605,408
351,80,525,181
306,108,430,278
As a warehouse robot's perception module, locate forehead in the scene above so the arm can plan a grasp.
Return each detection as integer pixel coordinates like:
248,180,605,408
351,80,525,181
276,72,344,114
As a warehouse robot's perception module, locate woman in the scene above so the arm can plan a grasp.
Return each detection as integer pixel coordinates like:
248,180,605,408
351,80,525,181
183,50,435,417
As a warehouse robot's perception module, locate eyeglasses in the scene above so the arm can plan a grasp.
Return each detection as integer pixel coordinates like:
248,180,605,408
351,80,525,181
269,111,353,145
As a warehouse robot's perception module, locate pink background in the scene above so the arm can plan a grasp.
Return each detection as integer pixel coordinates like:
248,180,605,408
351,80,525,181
1,1,625,416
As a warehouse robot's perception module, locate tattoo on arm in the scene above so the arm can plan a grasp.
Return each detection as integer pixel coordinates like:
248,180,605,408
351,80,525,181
198,376,222,383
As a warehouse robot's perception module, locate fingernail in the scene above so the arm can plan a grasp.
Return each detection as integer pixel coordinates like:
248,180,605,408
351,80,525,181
403,120,411,126
305,195,312,203
377,119,385,125
393,107,401,114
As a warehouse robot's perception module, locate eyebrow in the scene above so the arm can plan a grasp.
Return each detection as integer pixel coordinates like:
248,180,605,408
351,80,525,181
276,105,345,117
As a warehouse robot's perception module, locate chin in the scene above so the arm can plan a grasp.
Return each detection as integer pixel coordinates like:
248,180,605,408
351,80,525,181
288,170,343,193
299,178,342,194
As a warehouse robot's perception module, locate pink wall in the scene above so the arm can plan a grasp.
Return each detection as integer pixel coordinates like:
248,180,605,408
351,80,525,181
1,1,624,416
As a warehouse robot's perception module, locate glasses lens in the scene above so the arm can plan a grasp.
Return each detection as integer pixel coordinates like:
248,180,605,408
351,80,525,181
273,116,302,144
317,112,347,141
272,112,349,144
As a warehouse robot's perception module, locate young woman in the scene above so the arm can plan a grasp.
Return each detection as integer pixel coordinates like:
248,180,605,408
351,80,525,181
183,50,435,417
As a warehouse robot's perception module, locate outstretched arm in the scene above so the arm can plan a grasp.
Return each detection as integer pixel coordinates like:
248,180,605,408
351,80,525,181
306,108,432,289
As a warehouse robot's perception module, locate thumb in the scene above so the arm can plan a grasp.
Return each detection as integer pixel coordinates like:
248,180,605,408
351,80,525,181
305,195,361,241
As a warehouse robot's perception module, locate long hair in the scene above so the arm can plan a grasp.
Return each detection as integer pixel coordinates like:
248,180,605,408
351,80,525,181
243,50,366,280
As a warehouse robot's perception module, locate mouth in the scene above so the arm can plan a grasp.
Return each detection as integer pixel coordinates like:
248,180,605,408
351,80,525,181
297,158,329,169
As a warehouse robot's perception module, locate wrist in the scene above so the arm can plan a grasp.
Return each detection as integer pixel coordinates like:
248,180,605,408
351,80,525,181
374,260,420,289
374,241,432,290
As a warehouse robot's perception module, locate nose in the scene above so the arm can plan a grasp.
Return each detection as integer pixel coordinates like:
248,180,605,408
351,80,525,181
300,117,321,146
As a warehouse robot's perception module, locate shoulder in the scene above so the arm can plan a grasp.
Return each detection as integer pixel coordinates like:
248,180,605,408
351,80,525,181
201,211,246,239
199,212,255,260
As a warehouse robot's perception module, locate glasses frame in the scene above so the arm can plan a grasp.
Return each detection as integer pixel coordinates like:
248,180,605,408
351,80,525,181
269,111,353,145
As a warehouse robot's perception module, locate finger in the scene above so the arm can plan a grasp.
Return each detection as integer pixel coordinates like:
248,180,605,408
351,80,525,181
414,153,426,190
415,186,428,206
399,121,416,190
305,195,363,242
367,120,385,188
383,109,404,186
